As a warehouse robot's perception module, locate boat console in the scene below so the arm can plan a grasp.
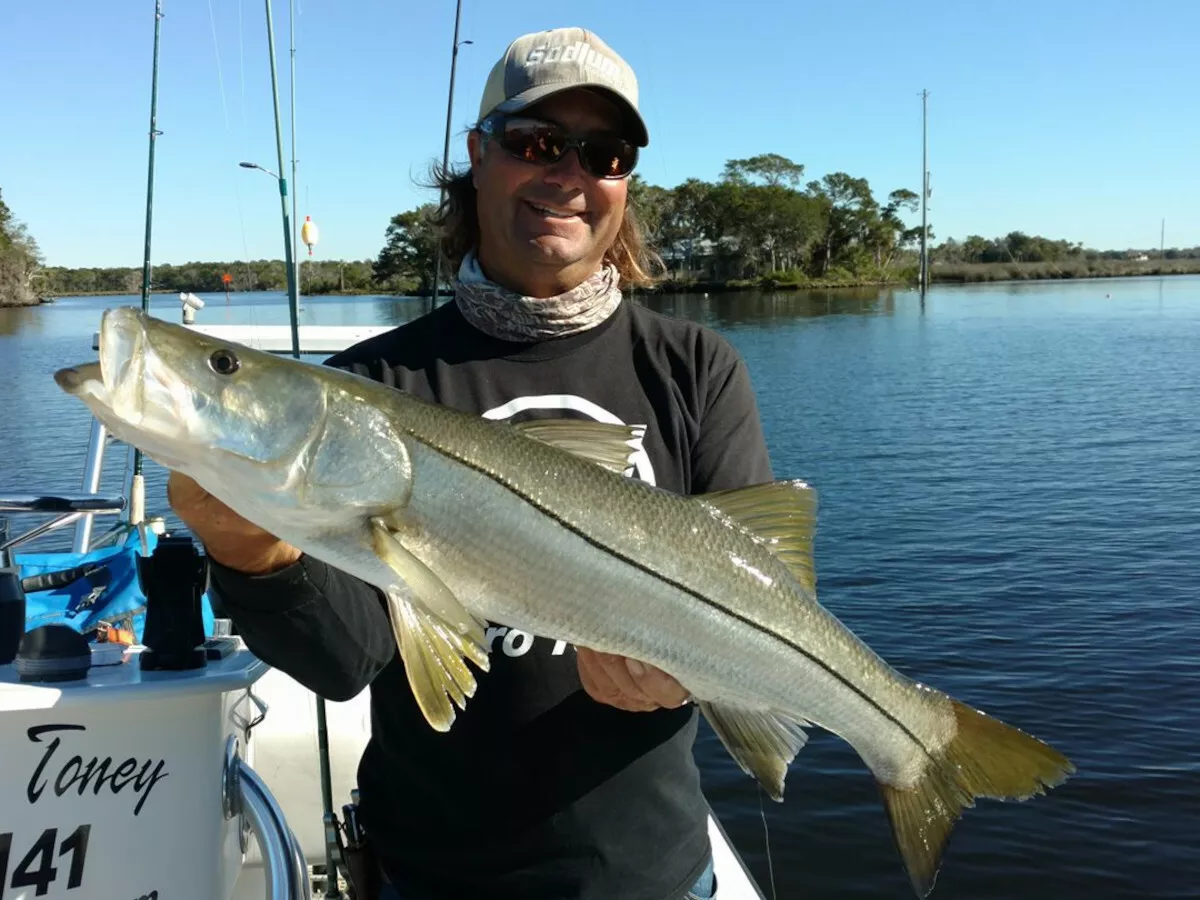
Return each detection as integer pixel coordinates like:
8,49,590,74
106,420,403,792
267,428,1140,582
1,499,309,900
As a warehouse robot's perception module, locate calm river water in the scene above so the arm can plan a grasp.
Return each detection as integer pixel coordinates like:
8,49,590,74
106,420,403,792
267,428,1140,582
2,277,1197,898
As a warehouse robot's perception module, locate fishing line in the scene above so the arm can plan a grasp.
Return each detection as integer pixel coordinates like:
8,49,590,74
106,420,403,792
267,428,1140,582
759,783,777,900
206,0,256,306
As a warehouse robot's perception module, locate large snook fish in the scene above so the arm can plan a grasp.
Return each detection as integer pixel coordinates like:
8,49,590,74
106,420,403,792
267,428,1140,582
55,307,1073,896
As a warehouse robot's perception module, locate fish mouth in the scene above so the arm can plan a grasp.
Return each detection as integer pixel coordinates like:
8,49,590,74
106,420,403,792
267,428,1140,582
99,307,148,419
53,362,104,396
54,307,160,431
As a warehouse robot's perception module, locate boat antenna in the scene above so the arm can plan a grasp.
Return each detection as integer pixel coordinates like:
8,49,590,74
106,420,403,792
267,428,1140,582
129,0,166,529
262,0,301,359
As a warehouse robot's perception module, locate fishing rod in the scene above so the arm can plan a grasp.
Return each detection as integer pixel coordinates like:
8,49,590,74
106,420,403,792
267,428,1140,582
263,0,301,360
430,0,470,313
129,0,166,533
289,0,300,312
262,1,341,894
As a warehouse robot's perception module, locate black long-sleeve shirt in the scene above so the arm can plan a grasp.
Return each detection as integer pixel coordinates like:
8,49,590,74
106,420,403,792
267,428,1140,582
209,299,774,900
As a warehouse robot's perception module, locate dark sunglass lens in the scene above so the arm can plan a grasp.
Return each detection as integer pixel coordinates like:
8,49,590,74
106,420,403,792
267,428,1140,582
583,138,637,178
502,122,565,164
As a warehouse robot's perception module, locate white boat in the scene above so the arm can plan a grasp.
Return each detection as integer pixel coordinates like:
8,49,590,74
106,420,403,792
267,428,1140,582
0,311,766,899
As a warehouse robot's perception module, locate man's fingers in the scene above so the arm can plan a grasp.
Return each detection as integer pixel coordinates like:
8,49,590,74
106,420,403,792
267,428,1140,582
593,650,659,709
626,658,691,708
577,648,658,712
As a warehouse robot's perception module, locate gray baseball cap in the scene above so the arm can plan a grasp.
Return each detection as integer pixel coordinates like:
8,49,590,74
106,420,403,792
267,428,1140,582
476,27,649,147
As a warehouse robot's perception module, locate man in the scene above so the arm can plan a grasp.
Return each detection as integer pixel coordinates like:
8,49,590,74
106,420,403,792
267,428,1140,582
171,26,772,900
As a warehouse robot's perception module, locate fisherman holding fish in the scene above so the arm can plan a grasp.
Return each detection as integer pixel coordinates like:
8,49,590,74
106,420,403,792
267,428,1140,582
57,21,1074,898
170,27,772,900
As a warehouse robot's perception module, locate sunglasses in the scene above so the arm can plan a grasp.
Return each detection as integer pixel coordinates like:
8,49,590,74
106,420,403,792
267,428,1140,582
479,114,639,180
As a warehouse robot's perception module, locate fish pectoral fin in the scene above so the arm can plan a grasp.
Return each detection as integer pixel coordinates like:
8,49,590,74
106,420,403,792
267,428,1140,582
697,480,818,596
370,516,487,648
699,702,810,802
384,588,489,732
510,418,644,474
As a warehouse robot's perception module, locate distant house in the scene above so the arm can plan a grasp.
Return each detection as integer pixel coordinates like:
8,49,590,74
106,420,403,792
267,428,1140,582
658,236,744,280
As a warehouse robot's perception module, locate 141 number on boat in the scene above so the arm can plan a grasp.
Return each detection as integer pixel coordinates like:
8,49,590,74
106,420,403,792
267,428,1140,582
0,825,89,897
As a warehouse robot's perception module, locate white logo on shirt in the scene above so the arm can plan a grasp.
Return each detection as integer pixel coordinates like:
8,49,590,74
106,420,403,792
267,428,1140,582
481,394,656,486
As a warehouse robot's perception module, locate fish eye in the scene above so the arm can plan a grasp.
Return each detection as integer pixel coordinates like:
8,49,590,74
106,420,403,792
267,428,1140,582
208,348,241,376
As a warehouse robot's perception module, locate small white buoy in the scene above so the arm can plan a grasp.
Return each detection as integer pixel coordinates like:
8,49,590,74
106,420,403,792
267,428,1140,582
301,215,320,256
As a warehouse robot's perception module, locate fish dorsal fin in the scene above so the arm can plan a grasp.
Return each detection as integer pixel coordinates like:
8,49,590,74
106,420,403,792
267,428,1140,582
371,517,490,732
697,480,818,595
511,419,644,474
699,702,810,801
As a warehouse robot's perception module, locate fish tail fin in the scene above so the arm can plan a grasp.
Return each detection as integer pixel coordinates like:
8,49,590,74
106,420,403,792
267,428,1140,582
879,698,1075,898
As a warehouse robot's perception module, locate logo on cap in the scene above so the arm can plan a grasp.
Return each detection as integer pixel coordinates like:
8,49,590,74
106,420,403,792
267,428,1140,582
524,40,626,86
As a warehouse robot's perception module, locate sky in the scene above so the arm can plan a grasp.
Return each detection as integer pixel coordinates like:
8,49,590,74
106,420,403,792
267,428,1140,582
3,0,1198,269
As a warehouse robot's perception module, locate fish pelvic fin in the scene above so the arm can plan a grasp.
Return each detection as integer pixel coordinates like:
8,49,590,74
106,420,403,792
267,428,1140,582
385,589,486,732
510,418,644,475
371,517,491,732
880,698,1075,898
371,516,487,646
699,702,810,802
697,480,818,596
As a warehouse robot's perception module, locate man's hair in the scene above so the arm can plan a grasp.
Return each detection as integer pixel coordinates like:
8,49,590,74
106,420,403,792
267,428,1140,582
428,154,664,289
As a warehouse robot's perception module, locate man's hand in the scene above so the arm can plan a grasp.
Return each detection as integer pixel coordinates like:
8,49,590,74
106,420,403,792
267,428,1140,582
576,647,691,712
167,472,302,575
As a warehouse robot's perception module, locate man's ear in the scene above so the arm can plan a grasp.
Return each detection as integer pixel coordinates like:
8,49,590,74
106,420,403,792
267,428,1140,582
466,130,484,188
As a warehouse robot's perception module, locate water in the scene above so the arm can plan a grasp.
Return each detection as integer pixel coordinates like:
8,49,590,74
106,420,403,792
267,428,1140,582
2,279,1198,898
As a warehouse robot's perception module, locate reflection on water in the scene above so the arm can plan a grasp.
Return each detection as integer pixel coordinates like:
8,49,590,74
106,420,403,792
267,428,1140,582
0,305,45,337
639,286,901,327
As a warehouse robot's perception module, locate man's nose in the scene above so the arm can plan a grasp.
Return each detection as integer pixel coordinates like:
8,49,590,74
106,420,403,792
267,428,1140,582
541,146,589,186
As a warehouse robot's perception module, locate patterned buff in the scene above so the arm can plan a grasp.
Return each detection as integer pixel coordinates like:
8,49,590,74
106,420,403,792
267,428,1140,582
453,249,623,342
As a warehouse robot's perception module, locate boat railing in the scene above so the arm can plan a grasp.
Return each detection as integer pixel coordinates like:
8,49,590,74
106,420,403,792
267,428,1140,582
0,480,128,566
94,321,397,356
224,735,312,900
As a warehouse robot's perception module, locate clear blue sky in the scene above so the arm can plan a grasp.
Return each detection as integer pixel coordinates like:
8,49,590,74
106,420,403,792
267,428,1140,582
4,0,1197,268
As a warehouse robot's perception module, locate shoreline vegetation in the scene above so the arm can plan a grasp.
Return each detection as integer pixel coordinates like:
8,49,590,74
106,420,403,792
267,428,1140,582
5,155,1200,307
25,258,1200,302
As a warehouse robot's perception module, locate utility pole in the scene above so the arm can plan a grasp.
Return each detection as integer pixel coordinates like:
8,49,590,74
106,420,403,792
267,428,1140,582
920,88,929,294
1161,218,1165,259
430,0,471,313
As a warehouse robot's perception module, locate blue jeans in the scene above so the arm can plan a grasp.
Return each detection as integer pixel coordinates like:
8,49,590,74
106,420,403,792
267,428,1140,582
377,855,717,899
684,854,717,899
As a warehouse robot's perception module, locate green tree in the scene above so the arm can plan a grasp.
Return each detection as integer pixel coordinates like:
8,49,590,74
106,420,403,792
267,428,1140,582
807,173,879,275
0,188,44,306
722,154,806,188
626,174,673,252
374,204,439,292
659,178,711,274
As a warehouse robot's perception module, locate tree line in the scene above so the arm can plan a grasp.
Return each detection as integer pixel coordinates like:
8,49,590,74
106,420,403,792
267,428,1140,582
368,153,1199,290
933,232,1200,265
9,153,1200,301
373,153,927,291
39,258,379,297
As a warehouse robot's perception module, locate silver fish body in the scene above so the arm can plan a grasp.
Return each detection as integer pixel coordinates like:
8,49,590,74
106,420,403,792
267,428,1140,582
55,307,1074,896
